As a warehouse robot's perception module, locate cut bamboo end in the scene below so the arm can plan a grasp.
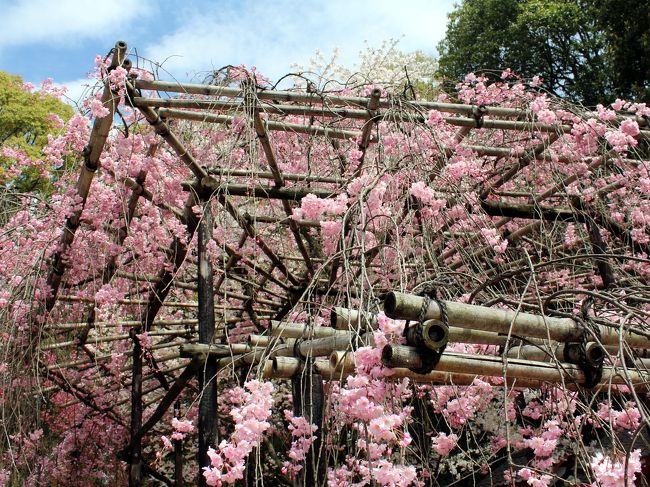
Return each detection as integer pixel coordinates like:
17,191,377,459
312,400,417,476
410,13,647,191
248,335,273,347
384,291,650,348
404,320,449,350
261,359,274,378
111,41,128,68
330,350,356,371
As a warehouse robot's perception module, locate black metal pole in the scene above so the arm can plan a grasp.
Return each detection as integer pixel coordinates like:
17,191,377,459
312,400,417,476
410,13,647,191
129,328,143,486
197,202,218,487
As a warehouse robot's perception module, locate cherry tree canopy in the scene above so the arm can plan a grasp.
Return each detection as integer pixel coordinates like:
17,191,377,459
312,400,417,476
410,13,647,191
1,41,650,486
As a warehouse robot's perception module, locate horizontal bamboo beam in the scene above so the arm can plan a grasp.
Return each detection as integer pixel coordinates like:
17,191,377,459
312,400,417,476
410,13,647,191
136,97,568,133
188,178,335,200
208,167,342,184
45,318,199,330
278,317,525,348
331,307,378,330
133,79,527,117
269,321,351,339
40,328,196,350
480,200,581,222
295,334,371,358
381,345,649,387
335,351,533,387
328,351,551,387
241,214,320,228
264,356,349,379
179,343,255,360
56,295,276,315
384,292,650,348
157,108,364,140
135,80,650,139
505,343,643,364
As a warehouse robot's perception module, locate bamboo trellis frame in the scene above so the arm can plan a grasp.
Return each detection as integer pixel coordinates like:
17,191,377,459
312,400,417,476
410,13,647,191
15,39,649,486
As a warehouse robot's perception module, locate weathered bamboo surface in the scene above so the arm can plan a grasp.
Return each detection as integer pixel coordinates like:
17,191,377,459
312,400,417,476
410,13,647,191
384,291,650,348
270,321,351,339
380,344,650,387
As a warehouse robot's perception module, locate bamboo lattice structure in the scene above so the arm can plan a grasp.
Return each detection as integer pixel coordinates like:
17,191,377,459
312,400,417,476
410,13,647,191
3,39,650,486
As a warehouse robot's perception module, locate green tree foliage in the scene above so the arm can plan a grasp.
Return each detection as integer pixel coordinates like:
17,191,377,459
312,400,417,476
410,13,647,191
595,0,650,102
0,71,74,192
437,0,649,105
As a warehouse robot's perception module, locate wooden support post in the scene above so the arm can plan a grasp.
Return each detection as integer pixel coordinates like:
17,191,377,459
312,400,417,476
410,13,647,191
129,328,143,486
292,364,326,486
197,202,218,487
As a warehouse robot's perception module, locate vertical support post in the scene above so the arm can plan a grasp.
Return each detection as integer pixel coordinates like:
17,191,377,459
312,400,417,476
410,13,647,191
198,201,218,487
174,401,184,487
129,328,143,486
291,365,325,486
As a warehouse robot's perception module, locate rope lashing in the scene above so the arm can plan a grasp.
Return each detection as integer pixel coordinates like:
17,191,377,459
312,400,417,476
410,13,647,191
404,284,449,374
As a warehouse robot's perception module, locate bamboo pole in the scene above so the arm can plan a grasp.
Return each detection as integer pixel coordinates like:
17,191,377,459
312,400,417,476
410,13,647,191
41,328,196,350
248,335,274,347
381,345,650,387
330,307,378,330
269,321,351,339
115,270,198,291
294,333,371,358
191,179,335,200
242,214,320,228
327,352,547,387
133,79,527,118
134,79,650,139
297,313,516,347
135,97,571,133
157,108,363,140
264,357,351,379
207,167,342,185
384,291,650,348
46,40,128,312
180,343,255,359
244,80,316,276
58,295,199,308
48,341,186,371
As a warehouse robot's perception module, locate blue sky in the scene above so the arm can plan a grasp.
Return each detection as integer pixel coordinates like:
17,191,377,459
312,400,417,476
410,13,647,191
0,0,456,103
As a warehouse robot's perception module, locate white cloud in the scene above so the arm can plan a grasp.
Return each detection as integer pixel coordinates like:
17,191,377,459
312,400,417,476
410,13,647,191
143,0,454,83
57,77,100,107
0,0,152,50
